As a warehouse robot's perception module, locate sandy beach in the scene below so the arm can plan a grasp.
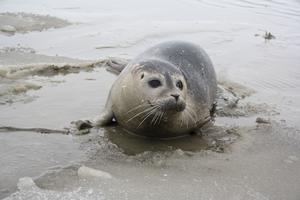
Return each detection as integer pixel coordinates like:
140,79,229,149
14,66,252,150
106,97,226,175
1,0,300,199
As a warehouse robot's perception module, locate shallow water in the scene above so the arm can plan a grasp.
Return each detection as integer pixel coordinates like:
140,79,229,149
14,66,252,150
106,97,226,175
0,0,300,199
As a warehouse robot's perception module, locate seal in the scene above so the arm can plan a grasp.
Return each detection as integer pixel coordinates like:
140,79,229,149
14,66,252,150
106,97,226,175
97,41,217,138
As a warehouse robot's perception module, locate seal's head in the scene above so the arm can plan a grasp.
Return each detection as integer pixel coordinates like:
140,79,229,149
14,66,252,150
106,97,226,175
131,59,187,114
114,59,191,137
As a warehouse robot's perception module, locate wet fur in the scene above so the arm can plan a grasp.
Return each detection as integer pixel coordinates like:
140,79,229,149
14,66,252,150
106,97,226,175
97,41,217,138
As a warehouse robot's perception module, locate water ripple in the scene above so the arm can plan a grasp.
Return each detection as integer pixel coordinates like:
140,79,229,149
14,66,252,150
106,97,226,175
194,0,300,21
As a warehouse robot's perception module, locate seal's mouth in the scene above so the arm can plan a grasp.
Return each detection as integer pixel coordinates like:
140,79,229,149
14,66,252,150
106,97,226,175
162,100,186,112
148,99,186,112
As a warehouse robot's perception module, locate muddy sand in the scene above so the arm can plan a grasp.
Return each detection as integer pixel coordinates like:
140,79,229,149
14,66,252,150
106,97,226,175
1,0,300,199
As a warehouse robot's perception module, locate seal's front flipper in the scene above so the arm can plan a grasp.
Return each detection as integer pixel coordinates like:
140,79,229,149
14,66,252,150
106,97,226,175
94,109,115,127
105,58,128,75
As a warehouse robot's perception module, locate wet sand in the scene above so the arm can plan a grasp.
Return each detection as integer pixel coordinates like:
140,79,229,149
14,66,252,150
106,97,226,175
1,0,300,199
0,12,71,36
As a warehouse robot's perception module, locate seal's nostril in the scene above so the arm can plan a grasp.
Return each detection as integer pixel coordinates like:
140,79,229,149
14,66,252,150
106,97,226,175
171,94,179,101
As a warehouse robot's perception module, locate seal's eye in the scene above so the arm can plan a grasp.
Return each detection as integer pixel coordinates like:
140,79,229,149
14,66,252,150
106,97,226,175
176,80,183,90
140,74,144,79
148,79,162,88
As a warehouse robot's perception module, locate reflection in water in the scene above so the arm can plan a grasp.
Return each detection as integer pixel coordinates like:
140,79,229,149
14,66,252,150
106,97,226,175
102,124,240,155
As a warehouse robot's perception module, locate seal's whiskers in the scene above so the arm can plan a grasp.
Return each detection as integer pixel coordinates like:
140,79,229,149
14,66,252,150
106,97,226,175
186,106,197,120
137,105,159,128
157,111,165,125
154,111,162,126
126,103,148,114
127,106,154,123
185,108,197,124
151,110,160,126
183,111,190,128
